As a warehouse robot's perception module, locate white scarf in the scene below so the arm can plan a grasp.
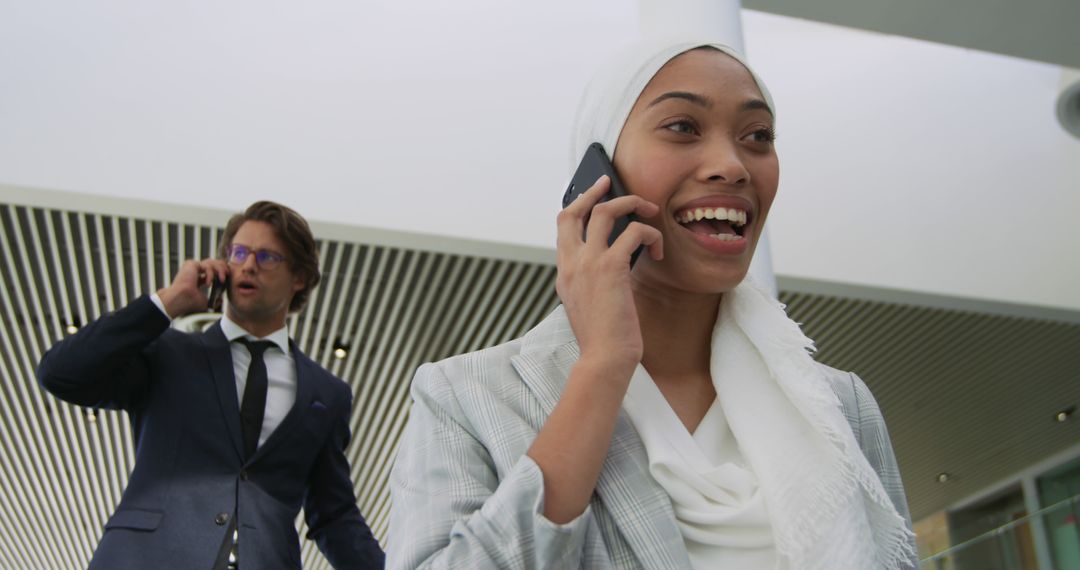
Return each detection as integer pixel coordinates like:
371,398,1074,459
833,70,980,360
625,278,915,569
623,357,780,569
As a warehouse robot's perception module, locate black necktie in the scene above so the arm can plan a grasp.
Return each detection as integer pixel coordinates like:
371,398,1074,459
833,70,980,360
236,339,274,460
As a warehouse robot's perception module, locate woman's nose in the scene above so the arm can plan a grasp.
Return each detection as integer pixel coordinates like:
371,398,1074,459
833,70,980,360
700,139,750,186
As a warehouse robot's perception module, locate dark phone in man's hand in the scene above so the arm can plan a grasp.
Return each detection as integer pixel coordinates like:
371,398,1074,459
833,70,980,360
208,276,227,312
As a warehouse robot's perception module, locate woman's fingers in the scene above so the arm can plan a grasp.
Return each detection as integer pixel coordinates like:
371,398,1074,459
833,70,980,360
583,195,659,254
553,176,652,371
556,175,612,266
557,176,610,238
556,173,662,270
563,175,612,216
609,222,663,262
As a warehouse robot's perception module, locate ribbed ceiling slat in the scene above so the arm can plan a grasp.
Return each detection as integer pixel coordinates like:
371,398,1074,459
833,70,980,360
321,243,364,373
21,208,101,562
433,257,491,359
338,246,394,388
810,297,865,355
351,253,445,504
0,207,75,569
314,242,356,365
76,213,131,513
296,240,331,352
343,252,456,558
825,301,905,375
0,340,54,569
408,256,473,363
28,208,95,567
348,249,421,482
0,419,37,567
108,217,128,309
112,219,139,480
25,209,99,557
780,290,1080,520
463,259,516,355
334,245,382,386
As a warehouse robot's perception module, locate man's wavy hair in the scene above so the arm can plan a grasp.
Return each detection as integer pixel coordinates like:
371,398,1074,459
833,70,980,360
218,201,321,313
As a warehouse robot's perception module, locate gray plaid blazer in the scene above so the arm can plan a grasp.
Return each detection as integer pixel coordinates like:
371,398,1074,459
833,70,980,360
389,306,917,569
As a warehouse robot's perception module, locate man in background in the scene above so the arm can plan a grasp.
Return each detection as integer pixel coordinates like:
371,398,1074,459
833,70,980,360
38,201,384,569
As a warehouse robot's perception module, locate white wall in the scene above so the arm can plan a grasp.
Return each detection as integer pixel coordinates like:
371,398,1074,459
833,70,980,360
742,14,1080,312
1,3,1077,311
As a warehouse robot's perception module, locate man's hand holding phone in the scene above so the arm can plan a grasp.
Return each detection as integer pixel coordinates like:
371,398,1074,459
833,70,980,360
156,259,229,319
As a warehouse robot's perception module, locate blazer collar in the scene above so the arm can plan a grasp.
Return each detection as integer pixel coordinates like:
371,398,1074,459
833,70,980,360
200,324,316,466
512,306,577,412
201,322,245,462
511,306,690,569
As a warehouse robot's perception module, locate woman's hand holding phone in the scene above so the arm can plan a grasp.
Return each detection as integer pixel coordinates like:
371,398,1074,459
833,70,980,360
530,175,663,524
556,174,663,377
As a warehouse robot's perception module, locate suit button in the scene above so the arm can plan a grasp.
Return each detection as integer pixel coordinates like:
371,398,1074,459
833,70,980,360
215,513,229,525
239,470,248,481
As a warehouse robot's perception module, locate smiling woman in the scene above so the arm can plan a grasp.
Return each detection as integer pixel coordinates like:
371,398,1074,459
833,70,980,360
388,37,919,570
607,47,778,296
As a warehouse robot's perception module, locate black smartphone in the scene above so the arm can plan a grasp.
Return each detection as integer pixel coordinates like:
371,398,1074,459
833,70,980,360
208,276,228,312
561,142,642,266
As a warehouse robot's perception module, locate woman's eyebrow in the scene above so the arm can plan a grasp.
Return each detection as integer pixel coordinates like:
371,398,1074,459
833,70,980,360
647,92,773,118
741,98,773,117
648,91,712,109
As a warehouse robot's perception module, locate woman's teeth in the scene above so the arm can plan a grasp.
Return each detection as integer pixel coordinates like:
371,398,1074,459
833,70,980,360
675,206,747,227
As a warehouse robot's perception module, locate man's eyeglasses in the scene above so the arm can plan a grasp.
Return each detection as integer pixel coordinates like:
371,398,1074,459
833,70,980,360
226,245,287,270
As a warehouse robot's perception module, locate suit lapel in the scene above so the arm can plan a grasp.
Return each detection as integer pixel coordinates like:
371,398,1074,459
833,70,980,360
201,323,245,462
510,308,688,569
248,340,314,463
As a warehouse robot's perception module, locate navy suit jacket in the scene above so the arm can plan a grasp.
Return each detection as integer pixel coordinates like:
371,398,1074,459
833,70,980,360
37,296,384,569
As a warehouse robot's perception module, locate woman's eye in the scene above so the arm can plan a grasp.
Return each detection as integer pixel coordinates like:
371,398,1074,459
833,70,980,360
746,127,776,144
663,120,699,135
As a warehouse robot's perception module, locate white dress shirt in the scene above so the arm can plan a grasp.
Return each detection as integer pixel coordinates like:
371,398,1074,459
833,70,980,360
150,294,297,448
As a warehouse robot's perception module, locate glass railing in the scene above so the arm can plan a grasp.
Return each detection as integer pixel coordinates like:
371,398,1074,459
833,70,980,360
920,494,1080,570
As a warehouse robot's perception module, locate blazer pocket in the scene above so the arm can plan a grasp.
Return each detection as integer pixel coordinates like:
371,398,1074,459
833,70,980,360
297,409,332,442
105,508,164,532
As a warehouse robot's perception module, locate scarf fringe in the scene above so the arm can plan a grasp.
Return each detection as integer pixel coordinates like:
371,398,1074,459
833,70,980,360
728,277,916,569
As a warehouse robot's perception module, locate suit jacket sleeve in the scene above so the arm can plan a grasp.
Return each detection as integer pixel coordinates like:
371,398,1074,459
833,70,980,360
36,295,169,411
304,382,386,569
387,362,592,570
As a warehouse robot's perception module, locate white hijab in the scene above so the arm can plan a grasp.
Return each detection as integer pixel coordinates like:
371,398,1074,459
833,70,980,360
571,38,917,569
570,37,775,173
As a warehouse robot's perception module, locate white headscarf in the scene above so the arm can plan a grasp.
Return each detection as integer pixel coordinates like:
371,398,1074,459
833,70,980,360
571,38,918,569
570,37,776,173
